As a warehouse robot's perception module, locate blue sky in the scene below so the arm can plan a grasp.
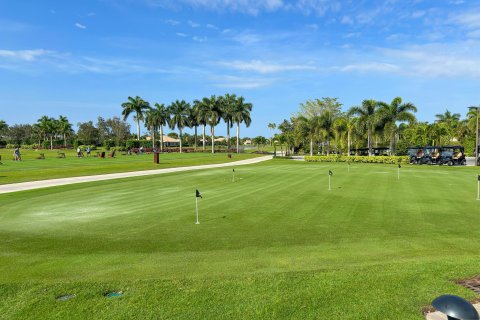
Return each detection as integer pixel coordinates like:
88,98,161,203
1,0,480,137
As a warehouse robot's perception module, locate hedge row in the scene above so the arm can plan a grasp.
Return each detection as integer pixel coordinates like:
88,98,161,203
304,155,410,164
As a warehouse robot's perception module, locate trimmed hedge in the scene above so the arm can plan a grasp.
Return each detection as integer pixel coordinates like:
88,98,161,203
305,155,410,164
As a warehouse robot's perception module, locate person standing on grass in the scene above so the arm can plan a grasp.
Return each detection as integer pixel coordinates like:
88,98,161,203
86,146,91,157
14,147,21,161
77,146,81,158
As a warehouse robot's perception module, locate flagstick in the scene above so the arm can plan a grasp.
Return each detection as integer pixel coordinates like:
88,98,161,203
195,197,200,224
233,170,235,183
348,163,350,173
398,167,400,180
328,174,331,191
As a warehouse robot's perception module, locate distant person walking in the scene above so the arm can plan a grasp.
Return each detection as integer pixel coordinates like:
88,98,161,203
86,147,91,157
77,147,82,158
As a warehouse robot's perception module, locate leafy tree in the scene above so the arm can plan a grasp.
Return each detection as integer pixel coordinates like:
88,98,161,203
0,120,8,140
435,109,461,144
77,121,99,145
168,100,190,153
8,124,33,145
121,96,151,140
187,104,199,150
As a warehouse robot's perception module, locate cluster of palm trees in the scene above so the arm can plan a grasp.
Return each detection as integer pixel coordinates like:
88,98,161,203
275,97,480,156
121,94,253,153
34,116,74,149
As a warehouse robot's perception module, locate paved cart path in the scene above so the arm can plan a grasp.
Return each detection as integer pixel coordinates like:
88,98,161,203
0,155,273,194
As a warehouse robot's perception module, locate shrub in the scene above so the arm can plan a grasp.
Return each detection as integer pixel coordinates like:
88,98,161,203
304,155,409,164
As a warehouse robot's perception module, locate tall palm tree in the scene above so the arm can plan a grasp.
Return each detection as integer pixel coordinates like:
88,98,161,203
57,115,73,148
349,99,379,156
298,115,320,156
37,116,57,149
377,97,417,155
222,93,237,149
232,96,252,153
145,103,169,151
268,122,276,146
203,95,222,154
187,104,199,150
154,103,169,152
435,109,461,144
168,100,190,153
121,96,151,140
194,99,208,151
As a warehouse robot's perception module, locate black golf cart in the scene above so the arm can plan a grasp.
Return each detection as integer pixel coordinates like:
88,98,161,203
438,146,466,166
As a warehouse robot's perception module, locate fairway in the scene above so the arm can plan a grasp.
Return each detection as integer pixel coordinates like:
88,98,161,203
1,160,480,319
0,149,261,185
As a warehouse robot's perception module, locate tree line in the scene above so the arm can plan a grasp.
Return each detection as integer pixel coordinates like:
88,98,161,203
0,93,253,153
273,97,479,156
121,93,252,153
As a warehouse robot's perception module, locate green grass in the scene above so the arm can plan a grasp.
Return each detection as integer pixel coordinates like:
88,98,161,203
1,160,480,319
0,148,260,184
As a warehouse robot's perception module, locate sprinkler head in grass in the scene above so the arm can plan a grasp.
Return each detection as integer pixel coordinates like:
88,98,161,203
432,294,479,320
105,291,124,298
56,294,75,301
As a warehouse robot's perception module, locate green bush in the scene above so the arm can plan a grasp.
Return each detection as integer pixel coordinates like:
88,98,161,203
305,155,409,164
126,140,153,149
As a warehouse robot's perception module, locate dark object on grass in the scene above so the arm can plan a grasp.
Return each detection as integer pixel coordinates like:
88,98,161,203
432,294,479,320
105,291,123,298
56,294,75,301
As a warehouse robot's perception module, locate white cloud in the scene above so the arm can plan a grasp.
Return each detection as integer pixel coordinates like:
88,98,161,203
192,36,207,42
220,59,317,73
75,23,87,29
212,75,275,89
338,62,400,73
0,48,172,74
231,31,261,45
188,20,200,28
449,11,480,29
176,32,187,37
206,24,218,30
411,10,425,19
0,49,52,61
340,15,354,25
164,19,180,26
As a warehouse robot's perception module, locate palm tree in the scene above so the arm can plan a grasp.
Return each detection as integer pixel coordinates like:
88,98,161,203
168,100,190,153
232,96,253,153
435,109,461,144
194,99,208,151
37,116,57,149
222,93,237,150
377,97,417,155
187,105,199,150
57,115,73,148
349,99,379,156
203,95,222,154
297,116,320,156
268,123,276,146
0,120,8,140
121,96,151,140
154,103,169,152
145,103,169,151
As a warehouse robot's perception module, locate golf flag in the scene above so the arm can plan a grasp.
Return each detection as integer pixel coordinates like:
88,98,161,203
478,175,480,181
329,170,333,176
398,164,402,169
233,168,235,173
196,189,202,198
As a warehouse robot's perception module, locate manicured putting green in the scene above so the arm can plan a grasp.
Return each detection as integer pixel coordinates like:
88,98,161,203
0,160,479,319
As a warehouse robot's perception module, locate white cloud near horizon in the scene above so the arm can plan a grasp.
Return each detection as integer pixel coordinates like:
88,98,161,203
0,49,52,61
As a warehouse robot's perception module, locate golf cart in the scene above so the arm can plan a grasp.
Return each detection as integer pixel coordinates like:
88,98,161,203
438,146,466,166
407,147,422,164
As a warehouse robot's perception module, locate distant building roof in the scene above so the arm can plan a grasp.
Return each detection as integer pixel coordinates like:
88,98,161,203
162,135,180,143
